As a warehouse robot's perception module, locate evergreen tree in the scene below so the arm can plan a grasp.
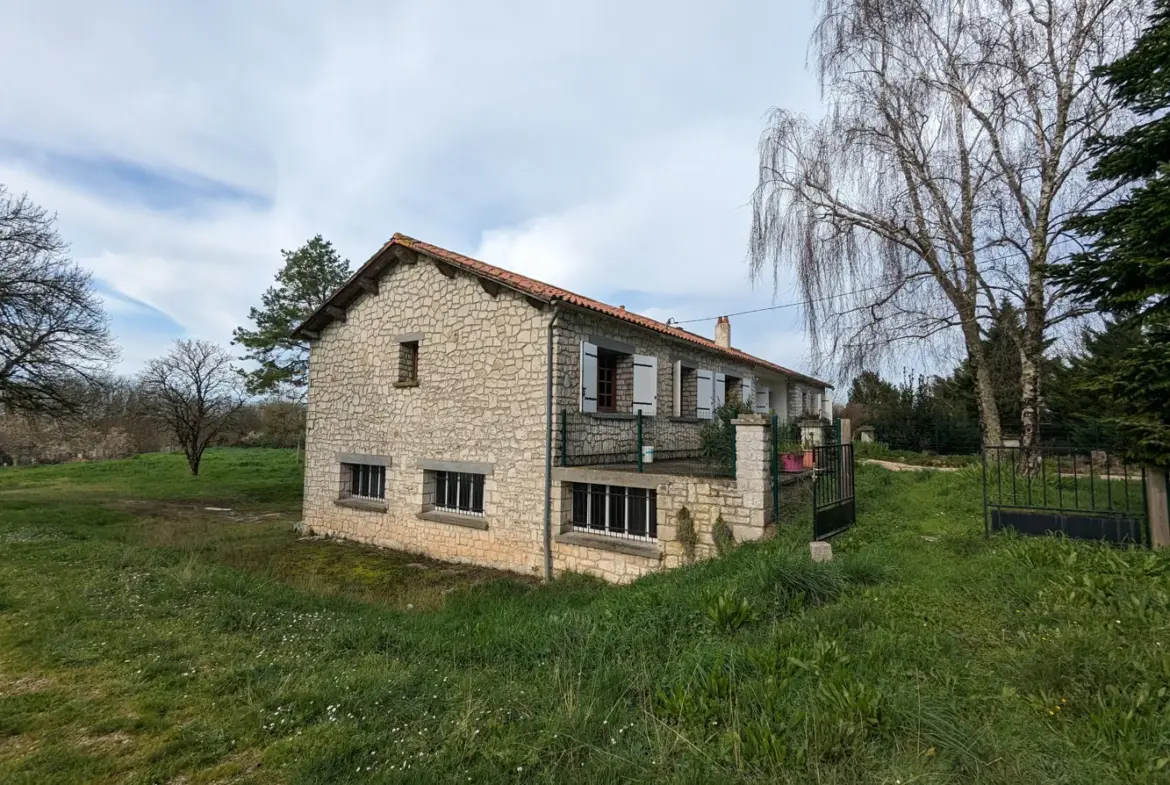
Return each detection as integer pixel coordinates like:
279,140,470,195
1056,1,1170,466
233,236,351,399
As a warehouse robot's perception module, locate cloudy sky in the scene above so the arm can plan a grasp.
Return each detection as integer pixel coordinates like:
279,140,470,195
0,1,825,378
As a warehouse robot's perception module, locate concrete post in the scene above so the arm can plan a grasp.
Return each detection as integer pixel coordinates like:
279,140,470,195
732,415,772,540
1147,466,1169,550
838,418,852,446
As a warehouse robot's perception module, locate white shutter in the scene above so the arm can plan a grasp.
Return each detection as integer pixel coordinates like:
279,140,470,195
714,372,726,409
672,361,682,417
632,355,658,416
754,386,771,414
580,341,598,413
741,378,754,406
696,370,714,420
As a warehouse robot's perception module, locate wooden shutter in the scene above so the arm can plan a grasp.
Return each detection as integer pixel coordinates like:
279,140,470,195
580,341,598,413
741,377,754,406
714,372,726,409
696,370,714,420
754,386,771,414
632,355,658,416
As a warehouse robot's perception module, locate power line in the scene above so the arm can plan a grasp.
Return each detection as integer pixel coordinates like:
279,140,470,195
665,284,892,326
665,245,1062,326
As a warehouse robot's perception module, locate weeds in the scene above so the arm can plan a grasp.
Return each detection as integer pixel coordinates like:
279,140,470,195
1,449,1169,783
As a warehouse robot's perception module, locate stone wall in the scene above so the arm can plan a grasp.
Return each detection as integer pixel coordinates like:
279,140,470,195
304,253,805,584
303,256,552,577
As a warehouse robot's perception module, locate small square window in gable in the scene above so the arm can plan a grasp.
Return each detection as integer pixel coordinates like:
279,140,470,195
397,340,419,385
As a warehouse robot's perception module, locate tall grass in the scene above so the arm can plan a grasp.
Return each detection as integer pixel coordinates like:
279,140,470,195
0,449,1167,783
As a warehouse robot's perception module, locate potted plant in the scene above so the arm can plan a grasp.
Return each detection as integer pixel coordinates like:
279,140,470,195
777,438,805,473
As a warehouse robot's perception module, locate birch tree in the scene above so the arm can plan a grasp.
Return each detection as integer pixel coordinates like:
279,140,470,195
749,0,1144,449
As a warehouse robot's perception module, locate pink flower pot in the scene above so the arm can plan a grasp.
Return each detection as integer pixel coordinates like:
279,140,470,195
781,452,805,473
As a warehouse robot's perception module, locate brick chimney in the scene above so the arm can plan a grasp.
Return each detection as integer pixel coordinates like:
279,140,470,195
715,315,731,348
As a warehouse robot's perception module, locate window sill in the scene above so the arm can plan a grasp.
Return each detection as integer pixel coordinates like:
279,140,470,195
394,380,420,388
555,530,662,559
335,497,387,512
417,510,489,531
588,412,637,421
669,417,701,424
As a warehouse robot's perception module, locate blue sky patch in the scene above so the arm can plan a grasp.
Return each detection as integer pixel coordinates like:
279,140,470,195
0,140,270,213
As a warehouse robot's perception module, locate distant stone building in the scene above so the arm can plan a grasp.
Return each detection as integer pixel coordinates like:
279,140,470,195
295,234,832,583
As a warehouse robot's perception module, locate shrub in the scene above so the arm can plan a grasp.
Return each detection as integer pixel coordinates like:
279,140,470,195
700,401,753,473
712,515,736,557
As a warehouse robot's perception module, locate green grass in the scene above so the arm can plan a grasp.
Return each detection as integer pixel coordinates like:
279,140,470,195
1,449,1168,783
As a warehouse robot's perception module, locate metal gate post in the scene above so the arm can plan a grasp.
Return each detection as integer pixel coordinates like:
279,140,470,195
636,411,644,473
560,409,567,467
771,414,780,523
981,446,990,538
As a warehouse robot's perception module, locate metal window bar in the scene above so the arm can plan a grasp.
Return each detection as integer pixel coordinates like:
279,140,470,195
433,471,486,517
342,463,385,501
570,483,657,541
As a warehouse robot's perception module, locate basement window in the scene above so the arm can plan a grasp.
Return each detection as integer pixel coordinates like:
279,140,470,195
426,470,485,517
341,463,386,501
571,483,657,541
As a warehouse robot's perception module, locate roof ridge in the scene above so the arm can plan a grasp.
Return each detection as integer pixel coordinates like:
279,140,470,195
298,233,831,390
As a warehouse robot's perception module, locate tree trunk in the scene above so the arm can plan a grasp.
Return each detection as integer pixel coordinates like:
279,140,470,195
1018,258,1047,472
187,449,202,477
961,320,1003,447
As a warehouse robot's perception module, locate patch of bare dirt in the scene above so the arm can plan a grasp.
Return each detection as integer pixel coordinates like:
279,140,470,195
0,673,52,697
862,459,961,473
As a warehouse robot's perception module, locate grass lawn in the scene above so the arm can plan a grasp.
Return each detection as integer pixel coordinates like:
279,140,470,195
1,450,1167,784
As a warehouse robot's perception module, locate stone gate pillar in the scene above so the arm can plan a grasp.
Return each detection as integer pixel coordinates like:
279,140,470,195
732,415,772,540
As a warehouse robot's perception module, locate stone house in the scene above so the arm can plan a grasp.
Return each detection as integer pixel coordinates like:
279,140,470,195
295,234,833,583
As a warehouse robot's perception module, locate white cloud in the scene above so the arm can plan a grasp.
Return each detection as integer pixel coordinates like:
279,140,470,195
0,0,824,375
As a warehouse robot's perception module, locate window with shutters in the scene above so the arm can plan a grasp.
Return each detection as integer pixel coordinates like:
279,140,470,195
596,348,619,411
340,463,386,501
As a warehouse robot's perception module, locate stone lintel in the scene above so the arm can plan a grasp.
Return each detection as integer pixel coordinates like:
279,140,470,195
335,452,391,466
416,458,495,476
588,335,637,355
554,530,662,560
391,331,423,344
553,467,662,489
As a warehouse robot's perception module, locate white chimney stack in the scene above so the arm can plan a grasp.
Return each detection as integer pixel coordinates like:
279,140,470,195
715,315,731,348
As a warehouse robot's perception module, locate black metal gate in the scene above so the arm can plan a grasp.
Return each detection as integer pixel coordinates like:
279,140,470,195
812,442,856,540
982,446,1148,545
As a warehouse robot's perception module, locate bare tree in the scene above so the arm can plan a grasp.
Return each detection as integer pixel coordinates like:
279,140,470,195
139,340,245,476
0,185,118,414
750,0,1144,449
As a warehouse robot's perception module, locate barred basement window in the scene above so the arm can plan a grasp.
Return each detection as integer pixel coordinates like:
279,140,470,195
432,471,485,517
571,483,657,541
341,463,386,500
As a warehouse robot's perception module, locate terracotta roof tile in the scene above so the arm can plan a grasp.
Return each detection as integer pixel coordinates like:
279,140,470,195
296,233,831,390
